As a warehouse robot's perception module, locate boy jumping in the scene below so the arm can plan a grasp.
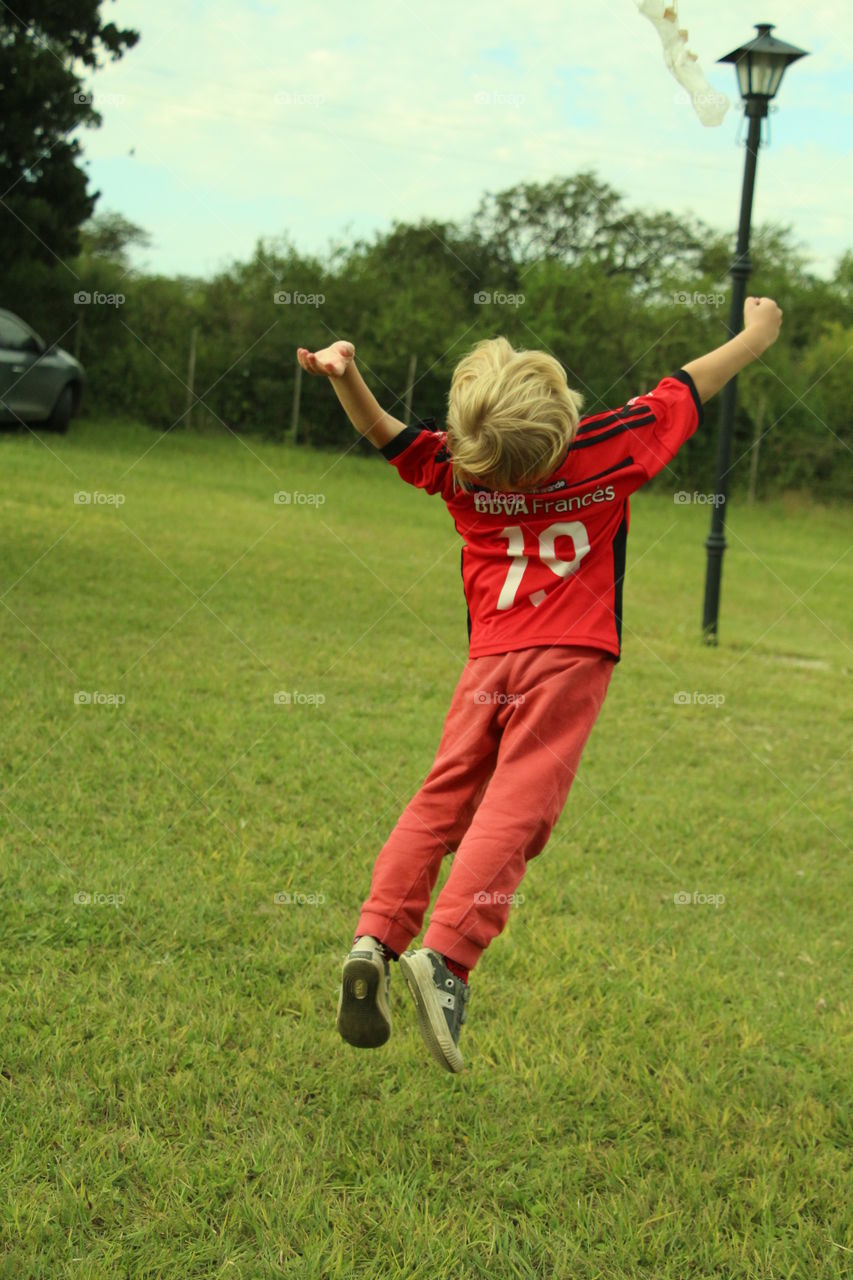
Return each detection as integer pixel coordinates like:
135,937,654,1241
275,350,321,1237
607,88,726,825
297,294,782,1073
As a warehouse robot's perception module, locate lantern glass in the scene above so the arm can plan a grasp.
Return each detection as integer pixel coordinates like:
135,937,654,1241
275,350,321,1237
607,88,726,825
751,52,786,98
735,56,752,98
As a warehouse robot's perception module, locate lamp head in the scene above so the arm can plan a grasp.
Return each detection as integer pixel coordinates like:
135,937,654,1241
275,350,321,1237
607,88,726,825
718,23,808,106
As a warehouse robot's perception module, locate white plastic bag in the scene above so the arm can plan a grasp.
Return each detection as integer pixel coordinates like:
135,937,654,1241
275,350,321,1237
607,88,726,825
636,0,730,126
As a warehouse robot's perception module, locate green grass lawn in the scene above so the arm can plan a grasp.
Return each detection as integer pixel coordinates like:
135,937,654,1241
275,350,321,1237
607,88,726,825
1,418,851,1279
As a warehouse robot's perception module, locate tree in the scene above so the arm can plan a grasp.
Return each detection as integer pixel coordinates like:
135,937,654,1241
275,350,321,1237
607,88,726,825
832,251,853,313
78,210,151,268
0,1,139,274
468,171,711,295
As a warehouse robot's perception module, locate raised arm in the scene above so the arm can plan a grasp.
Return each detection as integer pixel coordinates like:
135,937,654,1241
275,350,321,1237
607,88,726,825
682,296,783,404
296,340,408,449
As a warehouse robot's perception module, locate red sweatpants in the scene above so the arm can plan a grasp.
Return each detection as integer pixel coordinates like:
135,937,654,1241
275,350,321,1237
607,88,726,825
355,644,615,971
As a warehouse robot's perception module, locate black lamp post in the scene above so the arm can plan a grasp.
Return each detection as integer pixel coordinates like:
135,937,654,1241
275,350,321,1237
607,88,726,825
701,23,808,643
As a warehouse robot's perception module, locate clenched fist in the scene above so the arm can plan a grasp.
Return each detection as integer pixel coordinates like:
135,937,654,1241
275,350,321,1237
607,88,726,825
744,297,783,348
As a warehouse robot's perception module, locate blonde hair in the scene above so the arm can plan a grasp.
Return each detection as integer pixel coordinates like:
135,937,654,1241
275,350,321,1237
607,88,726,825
445,337,584,493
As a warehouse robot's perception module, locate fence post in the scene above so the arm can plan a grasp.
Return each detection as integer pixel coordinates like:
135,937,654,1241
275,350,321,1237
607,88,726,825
184,325,198,428
403,353,417,425
747,391,766,505
290,359,302,443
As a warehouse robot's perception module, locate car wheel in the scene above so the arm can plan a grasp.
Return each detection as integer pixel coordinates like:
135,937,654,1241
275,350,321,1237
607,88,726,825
47,384,74,433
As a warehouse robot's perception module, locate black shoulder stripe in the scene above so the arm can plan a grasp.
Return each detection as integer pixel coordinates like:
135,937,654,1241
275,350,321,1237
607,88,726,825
575,402,654,437
569,416,655,451
566,457,635,486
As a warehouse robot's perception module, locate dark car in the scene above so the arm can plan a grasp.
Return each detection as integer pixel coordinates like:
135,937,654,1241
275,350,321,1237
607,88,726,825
0,308,85,433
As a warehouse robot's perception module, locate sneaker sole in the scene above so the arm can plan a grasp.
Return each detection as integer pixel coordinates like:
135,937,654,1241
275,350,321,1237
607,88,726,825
336,956,391,1048
399,950,465,1073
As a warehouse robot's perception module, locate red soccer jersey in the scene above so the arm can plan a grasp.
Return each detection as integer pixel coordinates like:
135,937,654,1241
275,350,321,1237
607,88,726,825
380,369,703,661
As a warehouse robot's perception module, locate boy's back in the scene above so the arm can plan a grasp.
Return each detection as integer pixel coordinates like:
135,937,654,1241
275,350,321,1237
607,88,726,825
380,370,702,659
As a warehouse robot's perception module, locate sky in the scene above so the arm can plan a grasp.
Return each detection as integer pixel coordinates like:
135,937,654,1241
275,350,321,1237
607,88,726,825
75,0,852,282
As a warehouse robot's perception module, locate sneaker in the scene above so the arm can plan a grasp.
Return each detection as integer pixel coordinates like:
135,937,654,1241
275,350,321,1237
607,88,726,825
399,947,470,1073
336,935,392,1048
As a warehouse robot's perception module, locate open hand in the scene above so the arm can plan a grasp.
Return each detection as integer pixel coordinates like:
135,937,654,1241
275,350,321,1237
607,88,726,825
296,341,355,378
